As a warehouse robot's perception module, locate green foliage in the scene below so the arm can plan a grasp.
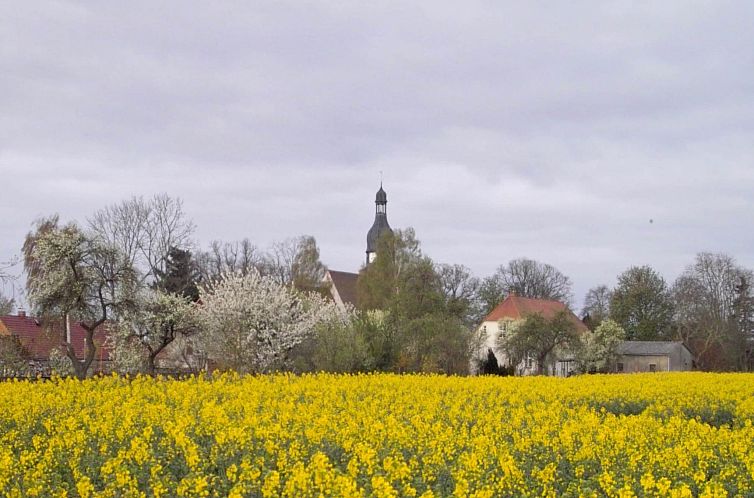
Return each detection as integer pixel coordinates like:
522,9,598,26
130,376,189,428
153,247,201,302
610,266,673,341
499,311,580,375
291,236,328,295
0,293,13,315
476,276,507,323
0,336,27,376
291,315,374,373
355,229,473,374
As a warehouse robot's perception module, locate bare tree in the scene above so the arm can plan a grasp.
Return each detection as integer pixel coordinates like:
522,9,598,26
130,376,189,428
672,253,751,370
261,235,328,291
488,258,573,306
581,285,612,328
263,237,301,287
89,194,195,283
196,239,262,282
436,263,480,325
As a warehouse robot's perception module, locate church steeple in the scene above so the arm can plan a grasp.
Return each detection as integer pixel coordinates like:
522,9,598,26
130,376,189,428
366,183,392,264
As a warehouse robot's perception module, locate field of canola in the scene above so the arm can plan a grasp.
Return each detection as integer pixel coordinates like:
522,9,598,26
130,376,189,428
1,373,754,498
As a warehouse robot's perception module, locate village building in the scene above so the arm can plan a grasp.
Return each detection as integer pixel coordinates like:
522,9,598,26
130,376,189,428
476,294,588,376
615,341,693,373
0,309,113,376
324,269,359,312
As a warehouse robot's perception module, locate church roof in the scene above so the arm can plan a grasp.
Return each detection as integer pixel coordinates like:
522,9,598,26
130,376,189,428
366,216,392,254
366,185,392,254
326,270,359,308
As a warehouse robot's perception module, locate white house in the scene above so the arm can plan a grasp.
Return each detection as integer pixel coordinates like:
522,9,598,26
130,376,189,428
475,294,588,376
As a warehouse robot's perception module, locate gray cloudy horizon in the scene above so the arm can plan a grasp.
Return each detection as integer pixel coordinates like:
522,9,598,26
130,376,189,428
1,1,753,309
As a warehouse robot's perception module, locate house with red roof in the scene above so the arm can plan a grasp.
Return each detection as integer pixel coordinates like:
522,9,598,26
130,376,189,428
476,295,588,377
0,309,114,377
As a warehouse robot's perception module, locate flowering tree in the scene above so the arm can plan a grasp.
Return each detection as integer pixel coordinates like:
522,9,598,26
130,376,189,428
575,319,625,373
23,216,136,378
112,290,198,374
197,271,346,373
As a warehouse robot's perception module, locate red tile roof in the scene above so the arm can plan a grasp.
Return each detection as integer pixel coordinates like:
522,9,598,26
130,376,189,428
0,314,114,361
483,295,588,332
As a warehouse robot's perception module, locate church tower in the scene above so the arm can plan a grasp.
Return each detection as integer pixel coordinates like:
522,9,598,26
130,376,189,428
366,184,393,264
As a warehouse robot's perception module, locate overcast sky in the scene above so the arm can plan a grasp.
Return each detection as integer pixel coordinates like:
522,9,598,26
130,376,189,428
1,1,753,309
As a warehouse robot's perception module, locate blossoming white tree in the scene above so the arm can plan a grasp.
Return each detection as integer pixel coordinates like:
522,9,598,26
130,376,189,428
112,289,199,374
197,271,347,373
23,216,137,378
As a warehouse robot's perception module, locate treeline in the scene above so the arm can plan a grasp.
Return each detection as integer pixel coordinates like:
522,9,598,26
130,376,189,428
2,193,753,377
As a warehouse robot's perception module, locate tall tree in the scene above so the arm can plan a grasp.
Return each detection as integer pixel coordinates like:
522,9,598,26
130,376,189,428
356,229,473,374
484,258,573,307
291,236,328,294
610,265,673,341
732,275,754,370
672,253,751,370
196,238,262,283
88,193,195,283
436,263,481,326
476,275,507,321
23,217,136,378
153,247,201,302
357,229,422,311
581,285,612,329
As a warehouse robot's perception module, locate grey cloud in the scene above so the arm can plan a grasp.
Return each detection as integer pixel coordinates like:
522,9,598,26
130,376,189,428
2,1,754,307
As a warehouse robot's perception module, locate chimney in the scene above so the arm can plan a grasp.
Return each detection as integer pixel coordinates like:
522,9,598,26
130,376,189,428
17,308,26,318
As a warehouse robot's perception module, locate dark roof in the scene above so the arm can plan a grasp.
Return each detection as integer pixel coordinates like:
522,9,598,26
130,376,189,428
366,215,392,254
327,270,359,307
375,186,387,204
483,295,588,332
0,314,113,361
617,341,689,356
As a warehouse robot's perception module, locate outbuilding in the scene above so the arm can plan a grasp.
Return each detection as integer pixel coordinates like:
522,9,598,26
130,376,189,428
615,341,693,372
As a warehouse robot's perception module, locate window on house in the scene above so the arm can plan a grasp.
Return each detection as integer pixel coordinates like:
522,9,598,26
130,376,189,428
649,363,657,372
482,325,487,334
617,362,624,373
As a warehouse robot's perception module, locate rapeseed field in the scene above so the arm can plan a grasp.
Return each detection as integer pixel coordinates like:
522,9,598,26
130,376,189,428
1,373,752,497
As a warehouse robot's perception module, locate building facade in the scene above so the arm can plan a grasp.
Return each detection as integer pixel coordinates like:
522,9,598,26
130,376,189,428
475,295,588,376
615,341,693,372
